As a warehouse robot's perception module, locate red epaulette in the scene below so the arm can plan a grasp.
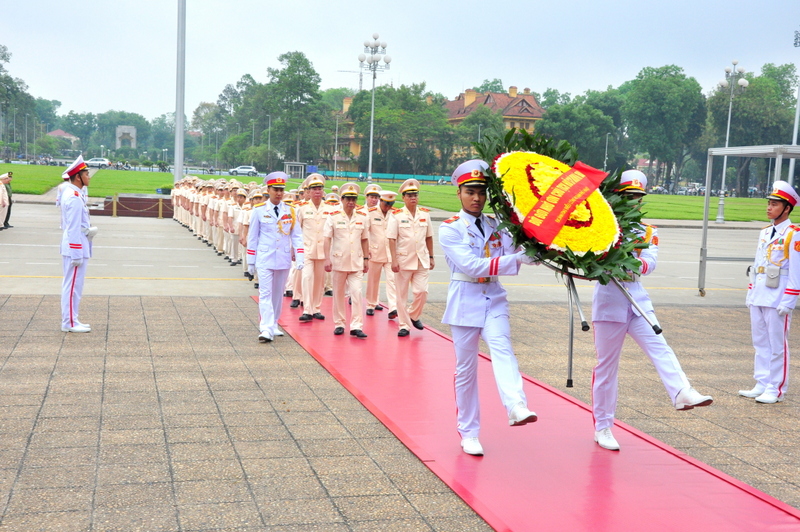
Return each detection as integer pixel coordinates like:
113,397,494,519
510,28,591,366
368,206,378,212
357,210,367,216
330,210,341,215
392,207,403,214
444,215,460,224
419,207,430,212
790,224,800,232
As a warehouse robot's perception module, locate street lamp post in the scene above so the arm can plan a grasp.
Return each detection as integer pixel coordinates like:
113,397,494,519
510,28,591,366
715,60,749,224
24,114,28,161
163,148,168,165
358,33,391,182
334,114,340,178
603,132,610,171
100,145,105,158
251,119,256,167
266,114,271,170
788,29,800,185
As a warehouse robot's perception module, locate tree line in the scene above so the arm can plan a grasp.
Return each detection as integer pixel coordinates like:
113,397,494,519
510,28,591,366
1,42,797,195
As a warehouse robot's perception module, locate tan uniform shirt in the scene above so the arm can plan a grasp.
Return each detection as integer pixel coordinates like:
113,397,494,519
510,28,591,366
323,208,369,271
367,206,392,263
297,200,334,260
387,206,433,270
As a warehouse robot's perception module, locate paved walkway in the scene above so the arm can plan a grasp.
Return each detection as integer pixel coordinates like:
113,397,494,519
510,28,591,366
1,201,799,530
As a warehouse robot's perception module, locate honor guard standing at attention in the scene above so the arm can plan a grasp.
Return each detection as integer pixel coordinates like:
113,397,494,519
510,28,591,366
740,181,800,404
439,160,538,456
366,188,398,317
60,156,97,333
388,179,434,336
288,181,308,308
323,183,370,338
297,174,332,322
246,173,304,342
591,170,712,451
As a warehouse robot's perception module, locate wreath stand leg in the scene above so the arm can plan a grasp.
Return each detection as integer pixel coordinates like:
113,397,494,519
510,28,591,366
564,274,590,388
610,278,663,335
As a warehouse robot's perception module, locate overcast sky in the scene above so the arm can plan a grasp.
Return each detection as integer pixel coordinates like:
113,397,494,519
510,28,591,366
3,0,799,123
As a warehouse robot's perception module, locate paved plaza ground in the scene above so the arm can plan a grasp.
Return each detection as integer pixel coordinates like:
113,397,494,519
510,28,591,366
1,202,799,530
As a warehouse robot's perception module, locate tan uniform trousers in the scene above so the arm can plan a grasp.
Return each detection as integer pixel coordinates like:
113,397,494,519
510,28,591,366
395,265,428,331
333,270,364,331
366,261,396,311
289,265,303,299
215,225,224,252
302,258,326,314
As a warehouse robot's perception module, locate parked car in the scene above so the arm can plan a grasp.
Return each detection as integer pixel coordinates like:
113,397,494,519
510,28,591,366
229,165,257,177
86,157,111,169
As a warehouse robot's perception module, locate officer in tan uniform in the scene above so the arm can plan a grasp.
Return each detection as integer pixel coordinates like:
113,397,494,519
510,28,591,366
323,183,370,337
366,189,397,317
298,174,332,322
288,182,308,307
388,179,434,336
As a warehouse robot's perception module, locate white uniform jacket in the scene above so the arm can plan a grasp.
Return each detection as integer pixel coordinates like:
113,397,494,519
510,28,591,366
592,224,658,323
746,218,800,309
439,211,521,328
60,184,92,260
246,201,303,270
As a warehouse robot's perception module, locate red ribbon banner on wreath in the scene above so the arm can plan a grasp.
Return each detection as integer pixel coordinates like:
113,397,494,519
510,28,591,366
521,161,608,245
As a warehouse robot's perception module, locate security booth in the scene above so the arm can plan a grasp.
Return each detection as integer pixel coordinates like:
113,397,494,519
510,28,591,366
283,162,306,181
698,145,800,296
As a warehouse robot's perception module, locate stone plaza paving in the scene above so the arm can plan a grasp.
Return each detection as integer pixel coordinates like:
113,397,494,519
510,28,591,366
1,203,799,530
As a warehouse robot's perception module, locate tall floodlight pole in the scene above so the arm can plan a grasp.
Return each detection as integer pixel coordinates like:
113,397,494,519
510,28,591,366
334,115,340,178
789,29,800,185
266,114,271,170
715,60,749,224
603,132,610,171
173,0,186,182
358,33,392,181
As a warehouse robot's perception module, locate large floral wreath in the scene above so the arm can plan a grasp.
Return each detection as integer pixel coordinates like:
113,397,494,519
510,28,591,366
475,129,647,285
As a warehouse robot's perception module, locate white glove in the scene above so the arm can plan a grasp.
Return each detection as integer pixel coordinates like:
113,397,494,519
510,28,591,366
248,264,256,276
295,257,305,271
777,305,792,317
70,258,83,268
515,250,540,266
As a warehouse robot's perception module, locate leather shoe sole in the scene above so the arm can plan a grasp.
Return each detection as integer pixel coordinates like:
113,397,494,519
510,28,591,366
258,335,273,343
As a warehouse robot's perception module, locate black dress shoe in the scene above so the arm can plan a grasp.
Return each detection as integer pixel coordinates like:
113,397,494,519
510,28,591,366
299,313,313,322
334,327,345,335
375,304,384,311
290,299,301,308
324,290,333,296
398,329,410,337
284,290,293,298
366,309,374,316
388,310,398,319
412,319,424,330
3,224,12,229
245,273,254,281
350,329,368,338
254,283,259,289
312,313,325,320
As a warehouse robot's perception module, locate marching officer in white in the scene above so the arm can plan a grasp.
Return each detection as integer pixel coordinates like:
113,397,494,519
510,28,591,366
323,183,370,338
247,172,304,343
60,156,97,333
591,170,712,451
740,180,800,404
439,160,539,456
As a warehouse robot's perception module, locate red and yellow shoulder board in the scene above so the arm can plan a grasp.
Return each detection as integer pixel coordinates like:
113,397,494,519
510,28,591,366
789,224,800,232
419,207,430,212
444,215,460,224
330,210,341,216
368,206,378,212
392,207,403,214
485,213,496,219
254,201,266,208
357,210,367,216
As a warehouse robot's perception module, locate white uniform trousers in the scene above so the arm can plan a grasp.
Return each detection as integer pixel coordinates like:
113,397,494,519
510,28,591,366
257,267,290,337
366,261,396,311
592,309,690,431
395,268,428,331
333,271,364,330
61,257,88,329
750,305,791,397
302,259,326,314
451,316,527,439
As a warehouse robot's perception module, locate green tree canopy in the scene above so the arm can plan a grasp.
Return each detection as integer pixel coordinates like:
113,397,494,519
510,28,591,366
472,78,504,93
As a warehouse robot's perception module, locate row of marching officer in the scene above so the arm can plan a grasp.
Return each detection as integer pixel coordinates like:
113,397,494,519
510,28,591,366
245,171,434,342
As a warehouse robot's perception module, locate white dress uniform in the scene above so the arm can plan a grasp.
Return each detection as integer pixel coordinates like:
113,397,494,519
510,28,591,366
591,223,692,431
246,198,304,340
440,210,530,439
60,183,92,330
745,209,800,400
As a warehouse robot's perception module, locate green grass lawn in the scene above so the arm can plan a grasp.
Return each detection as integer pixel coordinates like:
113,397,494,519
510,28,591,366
3,163,769,222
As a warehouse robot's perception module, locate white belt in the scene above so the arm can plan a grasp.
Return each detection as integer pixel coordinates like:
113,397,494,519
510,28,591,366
452,272,498,284
755,266,788,276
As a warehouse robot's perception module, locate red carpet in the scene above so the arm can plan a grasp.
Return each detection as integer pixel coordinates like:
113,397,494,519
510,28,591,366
267,296,800,531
